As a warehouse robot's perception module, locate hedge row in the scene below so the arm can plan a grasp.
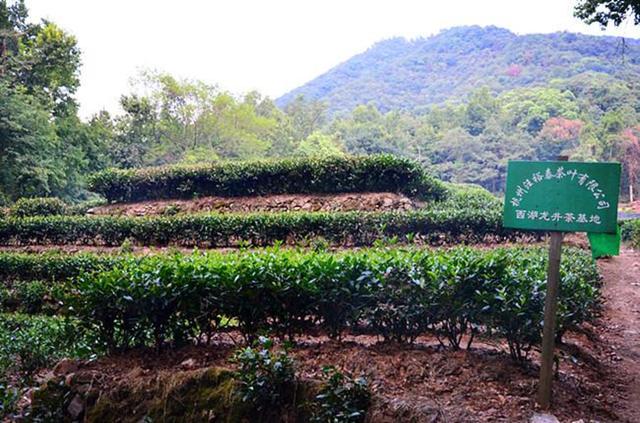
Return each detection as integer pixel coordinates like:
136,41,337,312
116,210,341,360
0,209,528,247
63,247,599,361
87,155,446,203
621,219,640,248
0,252,120,282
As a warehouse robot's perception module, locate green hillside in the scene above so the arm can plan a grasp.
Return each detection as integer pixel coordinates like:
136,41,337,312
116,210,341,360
276,26,640,115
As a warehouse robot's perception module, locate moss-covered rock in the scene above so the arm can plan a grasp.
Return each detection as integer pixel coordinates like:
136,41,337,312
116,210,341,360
31,366,319,423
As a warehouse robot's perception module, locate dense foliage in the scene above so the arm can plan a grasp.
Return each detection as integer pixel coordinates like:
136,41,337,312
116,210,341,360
311,367,370,423
278,26,640,115
0,252,119,282
0,314,98,376
574,0,640,27
2,1,638,202
0,0,640,202
0,209,518,248
61,247,600,362
8,198,67,218
0,280,56,314
0,1,111,203
621,218,640,248
276,27,640,195
233,337,296,414
88,155,445,203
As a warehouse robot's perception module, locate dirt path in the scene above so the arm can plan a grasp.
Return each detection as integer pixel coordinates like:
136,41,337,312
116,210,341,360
598,247,640,422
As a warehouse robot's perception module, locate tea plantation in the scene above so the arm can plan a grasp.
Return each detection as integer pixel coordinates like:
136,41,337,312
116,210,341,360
0,156,612,421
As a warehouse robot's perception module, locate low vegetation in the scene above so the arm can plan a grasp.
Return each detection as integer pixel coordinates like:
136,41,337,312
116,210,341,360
0,207,519,247
42,247,599,362
0,314,99,378
88,155,445,203
621,219,640,248
0,252,119,283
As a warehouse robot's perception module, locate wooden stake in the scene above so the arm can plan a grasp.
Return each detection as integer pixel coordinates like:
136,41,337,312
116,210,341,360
537,155,568,410
537,230,563,409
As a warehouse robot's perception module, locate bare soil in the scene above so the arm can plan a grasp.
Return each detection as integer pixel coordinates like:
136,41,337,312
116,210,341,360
595,248,640,422
88,192,421,216
31,322,629,423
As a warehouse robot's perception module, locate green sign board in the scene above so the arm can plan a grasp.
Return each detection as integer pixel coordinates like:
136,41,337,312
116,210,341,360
503,161,621,233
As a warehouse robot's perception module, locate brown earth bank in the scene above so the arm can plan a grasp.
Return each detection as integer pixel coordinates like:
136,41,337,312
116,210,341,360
22,326,625,423
595,248,640,422
88,192,421,216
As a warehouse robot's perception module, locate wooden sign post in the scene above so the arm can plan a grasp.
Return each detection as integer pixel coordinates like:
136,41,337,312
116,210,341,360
502,159,621,410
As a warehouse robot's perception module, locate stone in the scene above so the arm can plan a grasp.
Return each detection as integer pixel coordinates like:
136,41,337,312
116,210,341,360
64,373,75,386
530,413,560,423
53,358,78,376
67,394,84,419
180,358,197,369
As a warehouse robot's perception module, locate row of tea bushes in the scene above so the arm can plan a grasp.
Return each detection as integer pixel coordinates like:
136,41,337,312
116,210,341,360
0,209,526,247
0,198,106,218
63,246,599,361
0,252,120,282
87,155,446,203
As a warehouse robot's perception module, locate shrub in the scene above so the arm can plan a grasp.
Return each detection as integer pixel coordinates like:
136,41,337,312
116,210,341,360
479,248,602,361
434,182,502,211
8,197,67,218
87,155,446,203
0,314,99,376
621,219,640,248
70,254,219,351
232,337,296,414
362,265,432,344
311,367,370,423
64,246,599,360
0,383,19,420
2,280,53,314
0,208,524,248
428,249,509,349
0,251,121,282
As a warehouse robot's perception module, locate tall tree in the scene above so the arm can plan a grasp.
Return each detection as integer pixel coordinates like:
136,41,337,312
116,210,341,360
574,0,640,27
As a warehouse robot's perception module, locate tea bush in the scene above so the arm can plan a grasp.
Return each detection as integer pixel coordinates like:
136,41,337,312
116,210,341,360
8,197,67,218
232,337,296,414
433,182,502,211
0,208,524,247
88,155,446,203
64,246,599,360
0,280,56,314
311,367,370,423
0,314,100,376
0,251,121,282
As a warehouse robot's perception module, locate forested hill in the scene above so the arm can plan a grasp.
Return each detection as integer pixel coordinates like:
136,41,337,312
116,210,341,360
276,26,640,115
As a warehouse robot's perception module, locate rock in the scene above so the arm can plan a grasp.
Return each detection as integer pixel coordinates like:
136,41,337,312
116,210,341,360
75,383,92,395
530,413,560,423
53,358,79,376
180,358,197,369
67,394,84,419
64,373,75,386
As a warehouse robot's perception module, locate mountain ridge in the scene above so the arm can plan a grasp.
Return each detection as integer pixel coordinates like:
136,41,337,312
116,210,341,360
276,25,640,115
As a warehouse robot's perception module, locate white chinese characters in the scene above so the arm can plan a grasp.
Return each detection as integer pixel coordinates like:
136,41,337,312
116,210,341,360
514,210,601,225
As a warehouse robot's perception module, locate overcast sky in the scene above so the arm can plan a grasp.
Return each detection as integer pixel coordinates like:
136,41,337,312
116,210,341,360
26,0,640,119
